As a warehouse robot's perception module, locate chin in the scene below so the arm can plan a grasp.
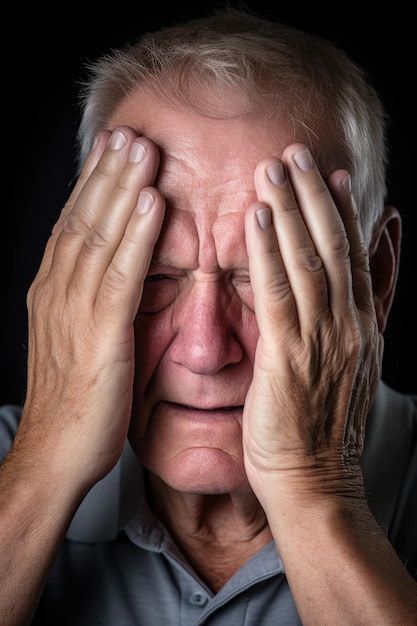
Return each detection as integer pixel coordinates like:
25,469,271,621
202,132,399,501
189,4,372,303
147,447,252,495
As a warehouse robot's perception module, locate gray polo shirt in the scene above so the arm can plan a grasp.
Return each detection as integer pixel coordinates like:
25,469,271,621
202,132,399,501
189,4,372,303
1,380,416,624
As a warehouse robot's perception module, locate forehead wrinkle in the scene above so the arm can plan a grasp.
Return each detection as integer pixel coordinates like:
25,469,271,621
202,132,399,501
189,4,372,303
211,211,249,271
151,205,249,275
111,96,267,213
158,157,257,223
154,149,254,274
189,209,249,274
154,129,258,205
151,207,198,270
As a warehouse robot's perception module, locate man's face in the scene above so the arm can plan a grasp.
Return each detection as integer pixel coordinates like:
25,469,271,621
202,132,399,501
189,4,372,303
111,92,294,495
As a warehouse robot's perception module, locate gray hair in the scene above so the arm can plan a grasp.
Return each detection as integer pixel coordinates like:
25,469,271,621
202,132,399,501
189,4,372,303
76,7,388,244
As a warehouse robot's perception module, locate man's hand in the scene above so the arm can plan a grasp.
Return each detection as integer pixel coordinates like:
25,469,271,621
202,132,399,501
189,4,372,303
243,143,381,498
16,126,165,489
243,144,417,624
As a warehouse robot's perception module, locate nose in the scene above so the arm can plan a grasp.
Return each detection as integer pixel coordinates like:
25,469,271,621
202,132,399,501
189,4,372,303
169,280,243,375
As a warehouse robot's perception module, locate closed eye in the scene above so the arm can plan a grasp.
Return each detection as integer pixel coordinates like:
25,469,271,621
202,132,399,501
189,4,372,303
140,274,180,313
145,274,167,282
232,273,254,311
139,271,254,314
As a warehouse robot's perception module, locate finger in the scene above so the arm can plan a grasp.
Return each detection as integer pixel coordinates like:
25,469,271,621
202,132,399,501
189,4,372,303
36,131,109,279
245,200,299,340
50,128,160,296
253,153,330,331
326,169,374,316
54,129,112,230
96,186,166,326
280,145,356,321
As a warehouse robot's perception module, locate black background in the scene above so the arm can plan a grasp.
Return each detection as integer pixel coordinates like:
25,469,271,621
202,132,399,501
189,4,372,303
1,1,416,405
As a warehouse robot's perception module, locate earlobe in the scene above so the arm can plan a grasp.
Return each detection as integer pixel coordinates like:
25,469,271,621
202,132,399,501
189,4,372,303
369,205,402,333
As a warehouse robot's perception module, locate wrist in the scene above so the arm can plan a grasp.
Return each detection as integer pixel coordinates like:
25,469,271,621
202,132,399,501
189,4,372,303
248,452,366,509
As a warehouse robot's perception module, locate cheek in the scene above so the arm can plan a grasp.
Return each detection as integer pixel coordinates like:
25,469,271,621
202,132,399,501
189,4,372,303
241,308,260,363
134,314,171,391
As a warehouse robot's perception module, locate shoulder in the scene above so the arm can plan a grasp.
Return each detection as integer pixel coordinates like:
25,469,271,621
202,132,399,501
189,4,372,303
363,380,417,465
362,381,417,579
0,404,22,462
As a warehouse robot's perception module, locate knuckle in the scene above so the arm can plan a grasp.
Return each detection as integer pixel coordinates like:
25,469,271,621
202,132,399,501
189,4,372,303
26,276,53,315
94,157,119,179
26,280,39,307
84,226,112,250
331,231,350,259
296,246,323,272
114,178,131,194
62,212,90,235
103,262,128,294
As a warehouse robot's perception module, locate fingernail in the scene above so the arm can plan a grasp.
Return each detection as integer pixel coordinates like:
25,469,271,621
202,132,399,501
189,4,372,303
256,207,272,230
293,148,314,172
266,162,286,186
129,141,146,163
108,130,127,150
136,191,154,214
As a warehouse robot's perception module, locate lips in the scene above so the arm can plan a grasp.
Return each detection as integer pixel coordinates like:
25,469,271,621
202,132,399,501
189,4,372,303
182,404,241,411
169,402,243,412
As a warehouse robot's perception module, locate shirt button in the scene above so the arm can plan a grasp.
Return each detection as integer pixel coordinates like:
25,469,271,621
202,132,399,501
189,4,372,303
189,591,208,606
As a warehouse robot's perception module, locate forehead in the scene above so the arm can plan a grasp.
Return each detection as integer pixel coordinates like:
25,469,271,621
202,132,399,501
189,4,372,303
110,91,297,269
110,90,321,270
110,88,296,190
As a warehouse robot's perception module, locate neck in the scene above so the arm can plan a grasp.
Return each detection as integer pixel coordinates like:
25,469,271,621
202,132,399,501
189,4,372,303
147,473,273,592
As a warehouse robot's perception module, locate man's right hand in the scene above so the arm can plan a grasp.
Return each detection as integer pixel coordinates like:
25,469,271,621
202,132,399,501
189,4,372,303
0,127,165,625
15,126,165,490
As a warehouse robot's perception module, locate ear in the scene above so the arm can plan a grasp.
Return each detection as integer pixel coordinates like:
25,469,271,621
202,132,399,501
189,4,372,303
369,205,402,333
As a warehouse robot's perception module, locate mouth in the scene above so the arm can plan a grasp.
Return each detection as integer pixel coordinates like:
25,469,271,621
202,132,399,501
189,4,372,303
172,402,243,412
162,401,244,417
148,401,244,433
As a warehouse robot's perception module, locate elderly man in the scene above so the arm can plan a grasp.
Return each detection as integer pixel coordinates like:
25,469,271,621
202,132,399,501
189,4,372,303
1,8,416,625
